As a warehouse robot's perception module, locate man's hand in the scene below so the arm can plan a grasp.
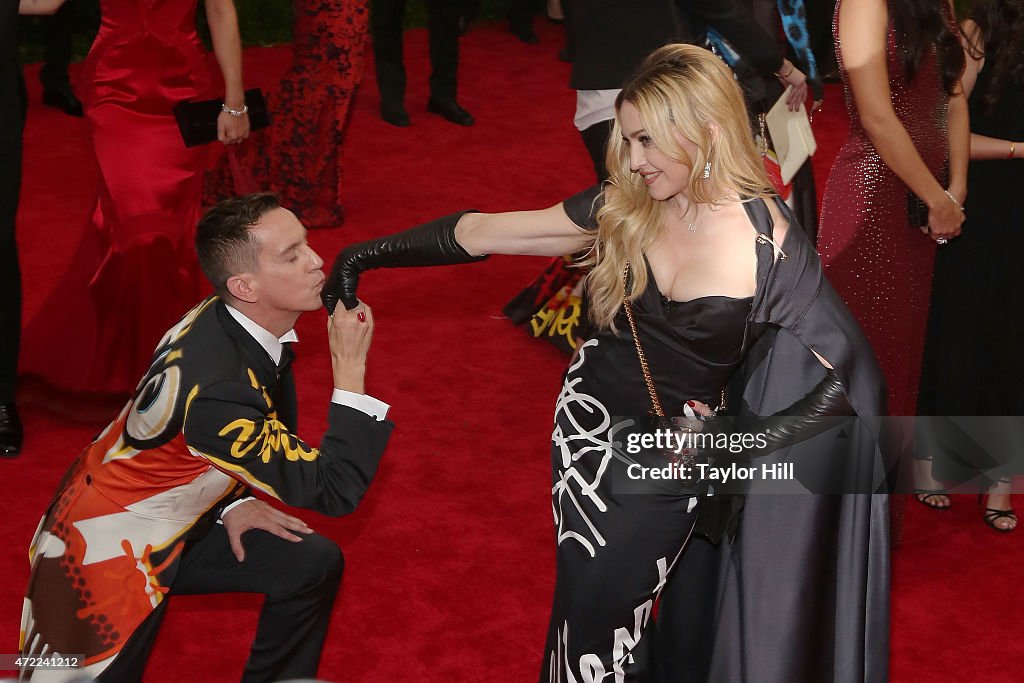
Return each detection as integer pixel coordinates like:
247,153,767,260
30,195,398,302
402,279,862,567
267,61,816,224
222,499,313,562
329,302,373,394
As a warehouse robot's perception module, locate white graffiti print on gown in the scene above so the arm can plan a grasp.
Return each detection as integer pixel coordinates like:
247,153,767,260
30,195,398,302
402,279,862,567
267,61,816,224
547,557,679,683
551,339,633,557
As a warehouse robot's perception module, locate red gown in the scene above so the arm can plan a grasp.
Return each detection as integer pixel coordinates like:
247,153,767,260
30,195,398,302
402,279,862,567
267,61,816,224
817,8,950,417
21,0,213,395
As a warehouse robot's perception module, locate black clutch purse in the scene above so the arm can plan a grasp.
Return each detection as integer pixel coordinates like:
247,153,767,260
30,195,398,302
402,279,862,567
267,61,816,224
906,192,929,230
172,88,270,147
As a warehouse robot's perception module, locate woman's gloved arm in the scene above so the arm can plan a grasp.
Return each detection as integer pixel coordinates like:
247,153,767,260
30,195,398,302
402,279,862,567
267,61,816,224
750,370,853,454
321,211,486,313
321,187,601,313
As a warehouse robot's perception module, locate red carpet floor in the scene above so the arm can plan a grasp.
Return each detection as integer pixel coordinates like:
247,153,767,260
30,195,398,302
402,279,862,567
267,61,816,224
4,21,1021,682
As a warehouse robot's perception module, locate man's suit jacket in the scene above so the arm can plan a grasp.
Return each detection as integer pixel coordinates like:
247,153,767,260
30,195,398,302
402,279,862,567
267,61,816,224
20,297,394,675
569,0,782,90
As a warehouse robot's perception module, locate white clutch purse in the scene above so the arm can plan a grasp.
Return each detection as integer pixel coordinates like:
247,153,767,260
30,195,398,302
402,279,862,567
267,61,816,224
764,87,817,185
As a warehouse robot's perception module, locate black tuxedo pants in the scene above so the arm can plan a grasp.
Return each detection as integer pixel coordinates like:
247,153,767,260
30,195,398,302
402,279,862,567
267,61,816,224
39,1,75,92
98,525,344,683
578,118,613,183
508,0,539,27
371,0,462,105
0,65,25,405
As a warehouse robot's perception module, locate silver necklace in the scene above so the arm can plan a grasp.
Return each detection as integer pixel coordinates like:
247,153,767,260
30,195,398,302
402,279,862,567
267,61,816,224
671,197,704,232
680,205,701,232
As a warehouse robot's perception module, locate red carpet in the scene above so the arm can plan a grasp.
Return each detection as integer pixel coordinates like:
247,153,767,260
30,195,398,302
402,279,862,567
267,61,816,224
4,22,1021,682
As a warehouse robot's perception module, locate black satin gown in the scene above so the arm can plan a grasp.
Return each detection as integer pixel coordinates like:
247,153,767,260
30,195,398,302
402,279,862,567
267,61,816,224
916,57,1024,486
919,62,1024,418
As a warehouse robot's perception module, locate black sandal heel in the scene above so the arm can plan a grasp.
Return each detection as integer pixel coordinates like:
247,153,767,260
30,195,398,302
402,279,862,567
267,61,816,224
915,488,952,510
979,477,1017,533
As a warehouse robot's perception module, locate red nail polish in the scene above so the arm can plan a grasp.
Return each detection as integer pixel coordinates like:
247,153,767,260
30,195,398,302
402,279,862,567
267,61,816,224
686,400,695,407
357,312,366,323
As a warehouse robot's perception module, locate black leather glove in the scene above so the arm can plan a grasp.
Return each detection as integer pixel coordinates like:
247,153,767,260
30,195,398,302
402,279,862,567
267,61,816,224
751,370,853,454
321,211,487,313
695,371,853,544
702,371,852,467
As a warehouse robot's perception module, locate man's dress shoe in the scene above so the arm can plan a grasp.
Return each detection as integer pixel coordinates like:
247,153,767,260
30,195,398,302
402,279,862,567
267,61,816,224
0,404,23,457
426,98,475,126
509,20,540,44
42,85,83,117
381,102,410,127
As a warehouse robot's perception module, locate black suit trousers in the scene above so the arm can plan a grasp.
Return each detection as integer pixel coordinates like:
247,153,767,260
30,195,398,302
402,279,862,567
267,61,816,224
39,1,75,91
371,0,461,104
97,525,344,683
0,65,25,405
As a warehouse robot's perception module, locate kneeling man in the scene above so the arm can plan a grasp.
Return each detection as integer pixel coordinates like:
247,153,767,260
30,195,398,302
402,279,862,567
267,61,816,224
20,193,393,682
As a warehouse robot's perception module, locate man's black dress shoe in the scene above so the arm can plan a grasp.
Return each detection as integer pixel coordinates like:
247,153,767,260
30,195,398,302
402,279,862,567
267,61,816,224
42,85,83,117
509,20,540,44
426,98,474,126
381,102,410,127
0,403,23,457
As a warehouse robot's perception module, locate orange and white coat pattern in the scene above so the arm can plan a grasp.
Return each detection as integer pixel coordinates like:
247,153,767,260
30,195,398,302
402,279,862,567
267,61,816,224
19,298,392,681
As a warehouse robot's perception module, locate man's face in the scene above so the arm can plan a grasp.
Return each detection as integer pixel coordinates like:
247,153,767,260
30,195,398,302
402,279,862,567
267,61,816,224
247,207,325,314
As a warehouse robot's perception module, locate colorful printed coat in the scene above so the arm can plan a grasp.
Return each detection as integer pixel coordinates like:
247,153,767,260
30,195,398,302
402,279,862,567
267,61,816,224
20,298,393,679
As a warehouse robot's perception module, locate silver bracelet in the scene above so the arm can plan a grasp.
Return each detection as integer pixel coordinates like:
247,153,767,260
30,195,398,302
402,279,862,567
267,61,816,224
943,190,965,213
221,102,248,117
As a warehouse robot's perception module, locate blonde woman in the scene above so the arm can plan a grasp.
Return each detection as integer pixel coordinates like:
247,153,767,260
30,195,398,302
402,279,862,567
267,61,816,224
324,44,887,682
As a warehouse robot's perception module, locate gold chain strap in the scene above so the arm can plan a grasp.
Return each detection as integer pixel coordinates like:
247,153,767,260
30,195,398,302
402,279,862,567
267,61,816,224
622,263,667,419
758,112,769,157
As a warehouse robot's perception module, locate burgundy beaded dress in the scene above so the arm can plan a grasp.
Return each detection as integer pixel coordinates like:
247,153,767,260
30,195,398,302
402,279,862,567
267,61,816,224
817,6,949,416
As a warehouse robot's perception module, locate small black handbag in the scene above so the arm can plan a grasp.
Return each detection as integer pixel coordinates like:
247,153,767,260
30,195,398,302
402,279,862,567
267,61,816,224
906,192,929,229
172,88,270,147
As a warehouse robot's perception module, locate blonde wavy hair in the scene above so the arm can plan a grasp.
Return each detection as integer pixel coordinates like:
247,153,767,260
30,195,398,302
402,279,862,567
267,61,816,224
585,43,775,329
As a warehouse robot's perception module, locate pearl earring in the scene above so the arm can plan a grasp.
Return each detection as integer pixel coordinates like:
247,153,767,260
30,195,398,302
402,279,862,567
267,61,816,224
702,161,712,179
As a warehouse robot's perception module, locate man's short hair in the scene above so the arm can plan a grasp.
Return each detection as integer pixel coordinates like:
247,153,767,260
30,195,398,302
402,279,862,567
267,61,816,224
196,193,280,296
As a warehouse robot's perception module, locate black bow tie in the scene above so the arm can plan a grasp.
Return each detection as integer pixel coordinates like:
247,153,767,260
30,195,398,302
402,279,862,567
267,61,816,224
277,343,295,374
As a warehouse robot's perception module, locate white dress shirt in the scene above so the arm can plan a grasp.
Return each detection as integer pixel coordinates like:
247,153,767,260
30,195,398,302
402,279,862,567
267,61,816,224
221,304,390,518
575,89,620,131
224,304,390,420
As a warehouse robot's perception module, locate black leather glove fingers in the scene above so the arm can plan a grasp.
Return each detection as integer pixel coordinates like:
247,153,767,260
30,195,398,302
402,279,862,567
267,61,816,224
322,246,362,314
